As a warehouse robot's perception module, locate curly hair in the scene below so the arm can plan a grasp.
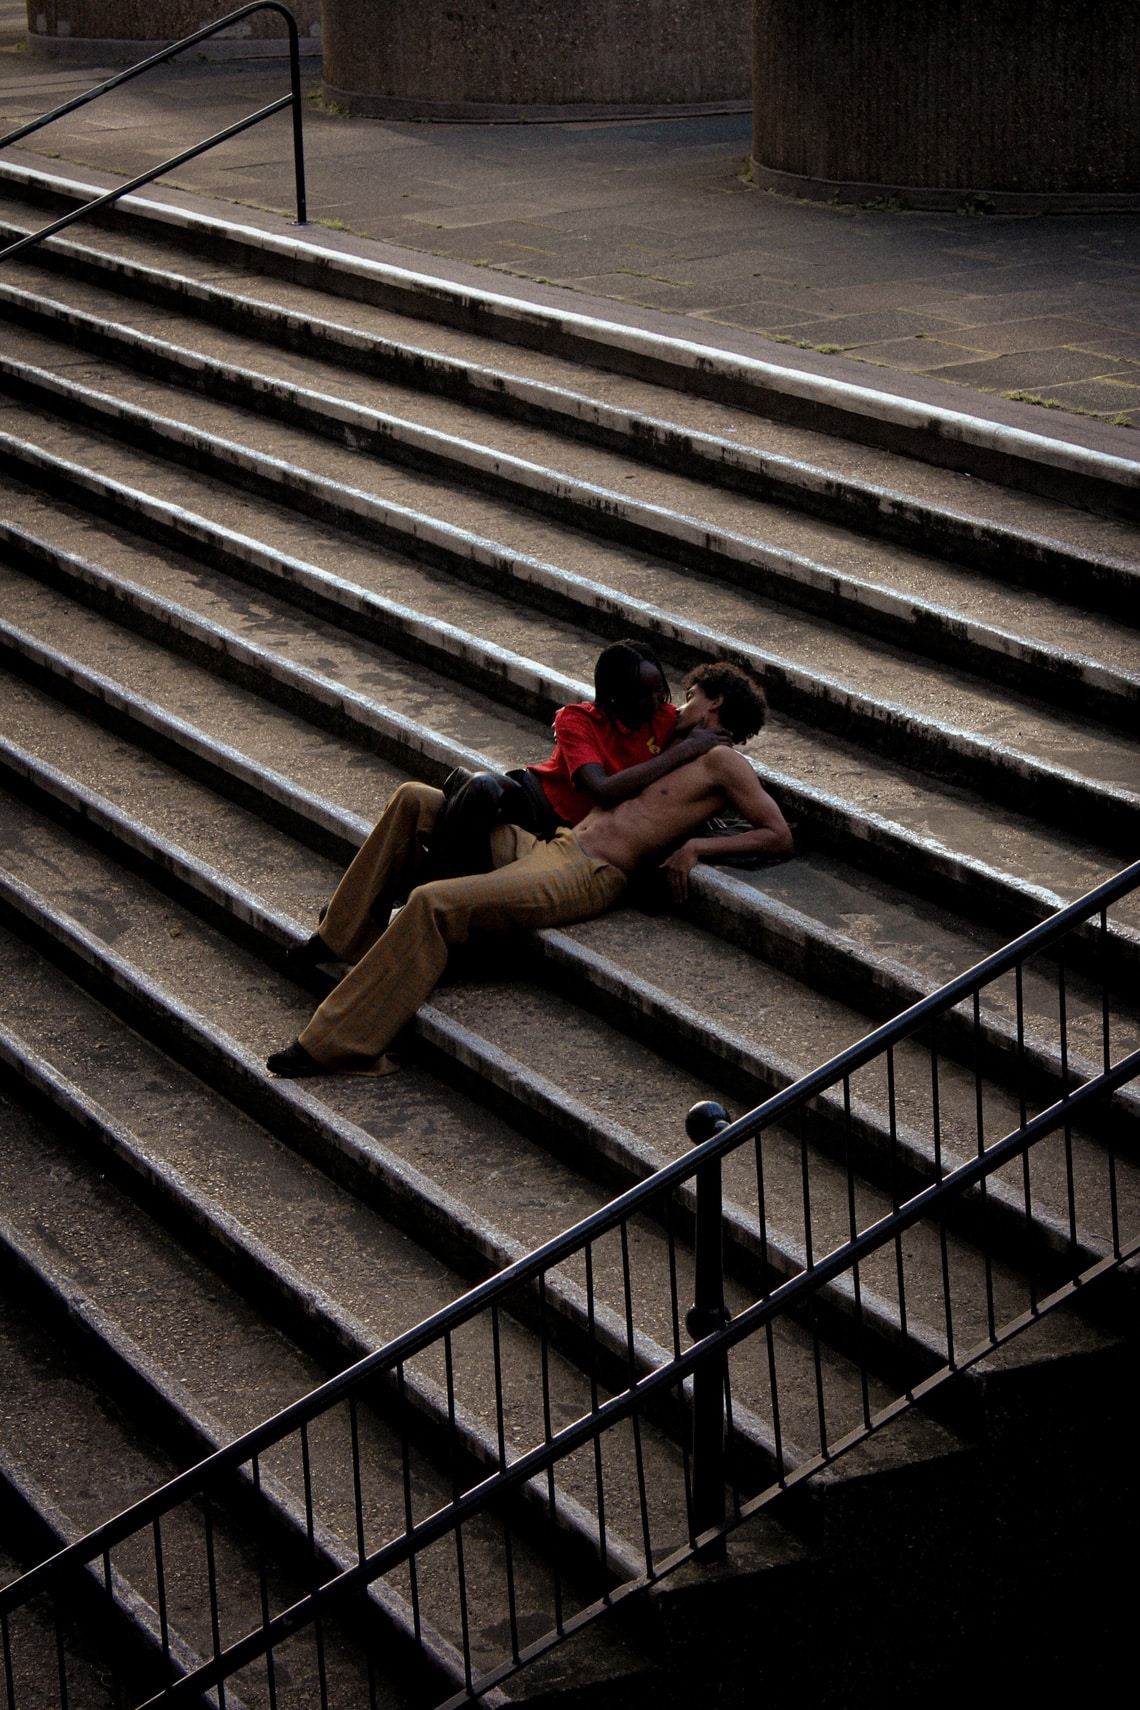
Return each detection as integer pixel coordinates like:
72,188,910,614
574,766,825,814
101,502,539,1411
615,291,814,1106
683,661,768,743
593,640,670,720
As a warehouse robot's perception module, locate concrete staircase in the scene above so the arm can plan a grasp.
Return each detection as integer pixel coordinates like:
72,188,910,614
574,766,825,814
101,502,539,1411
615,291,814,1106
0,164,1138,1706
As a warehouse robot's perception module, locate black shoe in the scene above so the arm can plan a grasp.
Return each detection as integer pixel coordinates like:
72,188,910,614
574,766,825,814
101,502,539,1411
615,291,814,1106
266,1040,325,1077
285,932,335,975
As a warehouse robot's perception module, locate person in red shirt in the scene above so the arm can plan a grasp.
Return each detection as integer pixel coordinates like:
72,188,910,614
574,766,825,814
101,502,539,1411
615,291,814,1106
520,639,735,831
269,662,786,1075
285,642,760,978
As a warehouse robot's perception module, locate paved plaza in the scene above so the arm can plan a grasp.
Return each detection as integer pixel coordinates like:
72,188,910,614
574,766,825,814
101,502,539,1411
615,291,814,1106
2,2,1138,441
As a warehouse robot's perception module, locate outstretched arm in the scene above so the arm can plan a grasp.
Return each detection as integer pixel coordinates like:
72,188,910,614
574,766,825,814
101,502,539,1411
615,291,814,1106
573,725,732,808
658,750,792,902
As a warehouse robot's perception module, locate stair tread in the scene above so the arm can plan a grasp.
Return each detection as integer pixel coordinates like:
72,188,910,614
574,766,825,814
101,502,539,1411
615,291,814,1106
3,210,1133,563
3,284,1136,676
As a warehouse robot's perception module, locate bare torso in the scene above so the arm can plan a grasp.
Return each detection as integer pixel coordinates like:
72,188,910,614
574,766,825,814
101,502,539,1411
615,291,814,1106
574,751,731,873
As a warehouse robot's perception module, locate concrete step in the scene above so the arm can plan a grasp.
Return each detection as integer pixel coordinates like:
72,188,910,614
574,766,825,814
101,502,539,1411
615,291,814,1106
1,271,1136,718
0,193,1132,634
3,493,1134,971
0,963,674,1693
2,366,1136,852
1,676,1128,1411
0,1069,664,1707
1,515,1135,1076
0,1153,387,1705
0,225,1132,604
1,166,1138,519
2,709,1127,1294
0,785,902,1467
0,159,1136,1701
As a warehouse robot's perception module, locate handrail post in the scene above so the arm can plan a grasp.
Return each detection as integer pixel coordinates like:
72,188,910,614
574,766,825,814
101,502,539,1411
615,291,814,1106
282,5,307,223
0,3,308,257
685,1098,732,1562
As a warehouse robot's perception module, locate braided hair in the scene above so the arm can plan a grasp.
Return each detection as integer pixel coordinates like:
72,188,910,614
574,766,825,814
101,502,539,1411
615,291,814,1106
593,640,670,723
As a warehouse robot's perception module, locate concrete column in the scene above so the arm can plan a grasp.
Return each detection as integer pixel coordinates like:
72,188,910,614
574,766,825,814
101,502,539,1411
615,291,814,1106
25,2,323,58
320,0,751,122
752,0,1140,211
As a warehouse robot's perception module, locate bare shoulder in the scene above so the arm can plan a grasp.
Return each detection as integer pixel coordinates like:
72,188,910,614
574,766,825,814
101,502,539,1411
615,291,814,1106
707,745,760,784
712,748,792,846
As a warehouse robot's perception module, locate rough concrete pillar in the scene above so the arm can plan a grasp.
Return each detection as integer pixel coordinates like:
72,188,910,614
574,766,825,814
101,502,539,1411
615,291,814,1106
320,0,751,122
752,0,1140,211
25,1,322,58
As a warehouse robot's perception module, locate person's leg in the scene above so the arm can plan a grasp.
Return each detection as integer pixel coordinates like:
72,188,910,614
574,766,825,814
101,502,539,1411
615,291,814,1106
315,781,443,964
295,830,625,1069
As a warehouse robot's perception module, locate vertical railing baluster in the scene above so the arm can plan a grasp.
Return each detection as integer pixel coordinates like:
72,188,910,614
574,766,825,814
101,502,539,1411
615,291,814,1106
490,1303,520,1662
799,1101,829,1448
349,1397,366,1568
101,1550,124,1710
300,1421,328,1709
1015,958,1038,1314
537,1272,565,1637
665,1195,684,1360
685,1101,730,1560
809,1295,828,1460
1057,948,1079,1261
766,1323,785,1485
251,1456,278,1710
203,1494,226,1710
283,4,308,223
929,1029,955,1370
1101,907,1121,1256
583,1242,610,1584
723,1360,742,1520
1018,957,1045,1313
755,1117,786,1479
885,1046,910,1377
1,1610,15,1710
2,1610,15,1710
1100,905,1112,1076
619,1219,655,1574
152,1515,172,1680
842,1074,871,1429
444,1333,473,1693
54,1602,69,1710
798,1099,815,1273
974,991,996,1342
397,1362,421,1644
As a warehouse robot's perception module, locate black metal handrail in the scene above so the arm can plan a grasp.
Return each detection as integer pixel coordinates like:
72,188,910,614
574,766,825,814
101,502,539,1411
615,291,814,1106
0,3,306,266
2,857,1138,1705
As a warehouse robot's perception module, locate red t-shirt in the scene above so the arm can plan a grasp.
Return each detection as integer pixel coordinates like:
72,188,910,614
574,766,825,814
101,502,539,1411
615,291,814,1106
528,700,679,826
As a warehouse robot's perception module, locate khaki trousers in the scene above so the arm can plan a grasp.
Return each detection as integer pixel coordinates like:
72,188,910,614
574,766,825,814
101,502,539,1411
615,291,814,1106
299,781,627,1067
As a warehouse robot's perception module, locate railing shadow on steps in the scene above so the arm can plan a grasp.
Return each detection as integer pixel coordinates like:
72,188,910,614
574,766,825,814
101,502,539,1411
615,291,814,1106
0,3,306,267
1,860,1138,1706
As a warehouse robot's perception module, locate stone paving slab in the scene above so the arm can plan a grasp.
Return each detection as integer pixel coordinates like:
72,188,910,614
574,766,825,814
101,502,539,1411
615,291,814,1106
922,348,1137,389
1,1,1138,444
1043,378,1140,415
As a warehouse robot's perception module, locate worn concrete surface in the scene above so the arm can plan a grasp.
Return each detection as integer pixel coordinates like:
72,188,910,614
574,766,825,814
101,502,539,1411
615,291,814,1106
320,0,750,118
1,0,1137,434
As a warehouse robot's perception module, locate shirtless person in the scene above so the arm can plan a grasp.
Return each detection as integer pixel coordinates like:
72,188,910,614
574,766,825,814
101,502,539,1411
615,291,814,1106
267,663,790,1078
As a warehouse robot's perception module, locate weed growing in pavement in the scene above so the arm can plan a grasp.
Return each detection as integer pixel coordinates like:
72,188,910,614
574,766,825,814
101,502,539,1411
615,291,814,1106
957,191,996,216
1111,412,1133,427
306,89,351,116
1003,390,1062,408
